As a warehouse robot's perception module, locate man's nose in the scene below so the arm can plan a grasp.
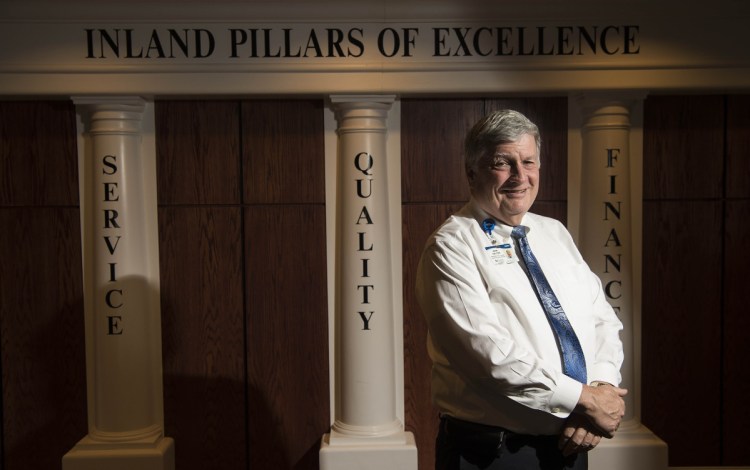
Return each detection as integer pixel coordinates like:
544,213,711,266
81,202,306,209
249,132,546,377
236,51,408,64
510,161,527,181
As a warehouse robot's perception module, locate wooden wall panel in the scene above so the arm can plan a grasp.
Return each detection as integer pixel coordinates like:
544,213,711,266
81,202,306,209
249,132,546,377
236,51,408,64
402,203,464,470
245,205,329,470
723,202,750,464
726,95,750,198
642,201,723,465
158,206,246,470
643,95,725,200
401,99,483,203
156,100,241,205
242,100,325,204
0,207,86,470
0,101,79,206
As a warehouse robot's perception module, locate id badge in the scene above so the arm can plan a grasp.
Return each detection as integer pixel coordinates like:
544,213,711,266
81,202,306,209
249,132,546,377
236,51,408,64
485,243,518,265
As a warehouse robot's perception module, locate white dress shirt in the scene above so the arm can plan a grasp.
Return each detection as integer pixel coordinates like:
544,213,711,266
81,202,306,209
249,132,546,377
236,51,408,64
416,199,624,435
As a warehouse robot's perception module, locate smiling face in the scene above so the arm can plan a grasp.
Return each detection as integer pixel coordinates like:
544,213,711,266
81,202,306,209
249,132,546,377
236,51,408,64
467,133,540,226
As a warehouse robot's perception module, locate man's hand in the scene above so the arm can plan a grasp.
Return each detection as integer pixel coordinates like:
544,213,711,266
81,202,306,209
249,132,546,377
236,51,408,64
558,414,603,456
575,383,627,437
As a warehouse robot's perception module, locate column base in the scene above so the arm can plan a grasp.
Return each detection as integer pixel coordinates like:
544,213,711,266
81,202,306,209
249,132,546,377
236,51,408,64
62,434,175,470
320,431,418,470
589,422,668,470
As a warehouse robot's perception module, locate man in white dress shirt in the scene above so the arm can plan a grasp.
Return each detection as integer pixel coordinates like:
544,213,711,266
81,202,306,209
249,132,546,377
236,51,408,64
416,109,627,470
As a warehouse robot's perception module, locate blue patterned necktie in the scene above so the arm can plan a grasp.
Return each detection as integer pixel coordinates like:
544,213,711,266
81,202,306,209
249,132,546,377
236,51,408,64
511,225,587,384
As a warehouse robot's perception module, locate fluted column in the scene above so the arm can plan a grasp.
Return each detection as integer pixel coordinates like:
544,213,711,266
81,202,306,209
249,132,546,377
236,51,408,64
320,95,417,470
64,97,174,470
574,93,667,470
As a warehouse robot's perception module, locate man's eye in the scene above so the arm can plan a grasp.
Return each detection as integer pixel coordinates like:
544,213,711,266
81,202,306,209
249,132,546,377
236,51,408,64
523,159,537,167
490,160,510,169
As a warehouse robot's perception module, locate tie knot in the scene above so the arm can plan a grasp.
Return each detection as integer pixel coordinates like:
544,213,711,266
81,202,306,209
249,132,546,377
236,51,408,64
511,225,527,240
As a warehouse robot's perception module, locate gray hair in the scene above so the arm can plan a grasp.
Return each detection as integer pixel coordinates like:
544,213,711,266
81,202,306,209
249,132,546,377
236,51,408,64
464,109,541,177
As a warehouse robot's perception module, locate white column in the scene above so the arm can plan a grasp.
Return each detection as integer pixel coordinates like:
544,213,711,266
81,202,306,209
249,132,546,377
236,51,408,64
571,93,667,470
320,95,417,470
64,97,174,470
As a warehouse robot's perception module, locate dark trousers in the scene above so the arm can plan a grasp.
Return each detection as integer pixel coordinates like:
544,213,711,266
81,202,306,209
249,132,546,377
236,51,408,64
436,416,587,470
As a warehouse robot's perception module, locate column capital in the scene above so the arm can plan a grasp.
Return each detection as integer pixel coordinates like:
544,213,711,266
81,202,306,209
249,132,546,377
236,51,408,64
329,95,396,135
573,91,647,126
74,96,148,134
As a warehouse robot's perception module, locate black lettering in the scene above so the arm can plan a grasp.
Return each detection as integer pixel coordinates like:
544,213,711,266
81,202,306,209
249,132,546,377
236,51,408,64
229,28,247,58
168,29,190,58
361,258,370,277
356,179,373,198
357,285,374,303
327,28,345,57
354,152,374,175
108,262,117,282
103,182,119,202
124,29,143,58
378,27,400,58
557,26,574,55
103,235,121,255
605,280,622,299
347,28,364,57
604,201,622,221
103,209,120,229
604,254,621,273
356,206,373,225
358,232,373,251
451,27,472,56
145,30,166,58
604,228,622,247
433,27,450,56
102,155,117,175
107,316,123,335
303,29,323,58
105,289,123,308
623,25,640,54
194,29,215,58
358,311,374,330
600,25,620,54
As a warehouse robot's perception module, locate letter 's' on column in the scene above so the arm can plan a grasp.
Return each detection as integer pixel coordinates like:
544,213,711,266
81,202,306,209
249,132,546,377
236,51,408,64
320,95,417,469
63,97,174,470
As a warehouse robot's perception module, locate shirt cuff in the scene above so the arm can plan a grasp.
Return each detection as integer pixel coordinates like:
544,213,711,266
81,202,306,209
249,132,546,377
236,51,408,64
547,375,583,417
588,363,622,387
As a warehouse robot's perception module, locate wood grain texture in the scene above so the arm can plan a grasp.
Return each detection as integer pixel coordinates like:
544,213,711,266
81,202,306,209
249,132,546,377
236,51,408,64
722,200,750,465
158,206,246,470
402,203,464,470
155,100,241,205
401,99,484,203
0,207,86,470
245,205,330,470
0,100,79,207
726,94,750,199
641,200,722,466
643,95,725,200
241,100,325,205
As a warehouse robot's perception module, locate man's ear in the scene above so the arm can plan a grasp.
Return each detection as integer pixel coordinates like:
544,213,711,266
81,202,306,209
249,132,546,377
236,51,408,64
466,168,475,185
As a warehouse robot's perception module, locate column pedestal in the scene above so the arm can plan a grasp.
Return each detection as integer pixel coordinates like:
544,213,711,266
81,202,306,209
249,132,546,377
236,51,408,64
320,95,416,469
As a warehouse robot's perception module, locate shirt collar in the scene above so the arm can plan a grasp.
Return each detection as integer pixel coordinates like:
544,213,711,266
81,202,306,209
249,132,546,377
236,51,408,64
467,197,531,238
